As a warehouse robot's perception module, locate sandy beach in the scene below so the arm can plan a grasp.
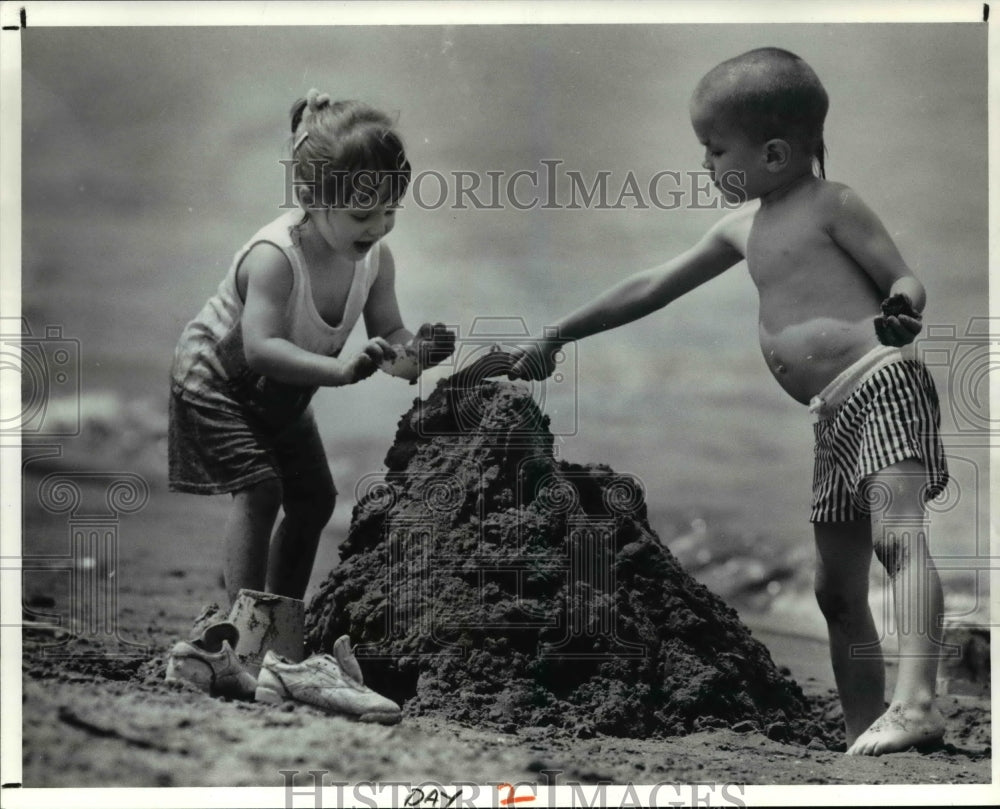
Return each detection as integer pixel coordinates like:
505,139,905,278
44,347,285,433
17,411,992,795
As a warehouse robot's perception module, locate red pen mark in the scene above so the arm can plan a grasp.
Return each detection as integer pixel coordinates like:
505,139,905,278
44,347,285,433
498,782,535,805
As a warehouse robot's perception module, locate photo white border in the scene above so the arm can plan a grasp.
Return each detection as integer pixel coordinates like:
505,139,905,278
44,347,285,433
0,1,993,807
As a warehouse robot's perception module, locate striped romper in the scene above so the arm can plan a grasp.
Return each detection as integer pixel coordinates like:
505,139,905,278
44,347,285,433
809,345,949,523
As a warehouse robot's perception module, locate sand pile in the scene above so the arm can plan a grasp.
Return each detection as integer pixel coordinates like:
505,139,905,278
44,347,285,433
305,380,813,739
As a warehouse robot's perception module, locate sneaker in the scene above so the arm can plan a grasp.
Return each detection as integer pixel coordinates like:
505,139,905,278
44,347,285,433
188,602,226,641
255,635,401,725
165,621,257,700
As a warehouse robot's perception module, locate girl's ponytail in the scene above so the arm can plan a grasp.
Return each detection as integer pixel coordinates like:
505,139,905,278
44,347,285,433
289,98,308,134
286,90,410,208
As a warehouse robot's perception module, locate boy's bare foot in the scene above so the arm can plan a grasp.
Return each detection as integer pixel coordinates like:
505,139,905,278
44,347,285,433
845,701,945,756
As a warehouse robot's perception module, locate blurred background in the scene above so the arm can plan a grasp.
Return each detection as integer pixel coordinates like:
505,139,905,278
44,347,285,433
19,23,989,631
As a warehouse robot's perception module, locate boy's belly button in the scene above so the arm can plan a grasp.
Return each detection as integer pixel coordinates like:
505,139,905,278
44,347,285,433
770,350,815,374
769,350,791,374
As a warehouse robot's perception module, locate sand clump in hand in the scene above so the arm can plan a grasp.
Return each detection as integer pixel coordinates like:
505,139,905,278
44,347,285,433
305,379,817,740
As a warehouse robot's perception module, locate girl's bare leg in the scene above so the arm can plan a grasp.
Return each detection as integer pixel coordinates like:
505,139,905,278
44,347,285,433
223,479,283,605
266,465,336,600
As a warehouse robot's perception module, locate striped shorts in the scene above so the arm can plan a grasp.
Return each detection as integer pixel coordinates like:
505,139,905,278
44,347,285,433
810,358,948,523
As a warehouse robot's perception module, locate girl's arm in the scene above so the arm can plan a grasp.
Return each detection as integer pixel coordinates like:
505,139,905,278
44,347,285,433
362,244,456,374
361,243,411,346
240,243,388,386
510,216,746,379
825,186,925,345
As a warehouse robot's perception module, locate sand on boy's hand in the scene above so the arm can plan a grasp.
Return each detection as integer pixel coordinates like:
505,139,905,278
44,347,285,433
879,293,919,319
873,293,920,343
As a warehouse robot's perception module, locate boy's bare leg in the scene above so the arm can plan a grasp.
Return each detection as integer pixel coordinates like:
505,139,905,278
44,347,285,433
266,467,336,600
224,479,284,605
847,459,946,755
813,519,886,746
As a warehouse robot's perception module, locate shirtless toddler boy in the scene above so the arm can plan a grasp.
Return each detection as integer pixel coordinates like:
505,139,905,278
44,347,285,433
511,47,950,756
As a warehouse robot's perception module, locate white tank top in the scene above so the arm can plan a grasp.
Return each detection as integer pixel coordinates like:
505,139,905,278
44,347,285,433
171,209,381,417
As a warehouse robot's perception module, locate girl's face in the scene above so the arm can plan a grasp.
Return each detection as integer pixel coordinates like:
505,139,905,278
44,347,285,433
690,100,768,203
316,200,398,259
301,173,402,259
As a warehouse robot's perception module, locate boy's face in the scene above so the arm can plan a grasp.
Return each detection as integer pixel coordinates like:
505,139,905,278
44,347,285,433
690,99,768,203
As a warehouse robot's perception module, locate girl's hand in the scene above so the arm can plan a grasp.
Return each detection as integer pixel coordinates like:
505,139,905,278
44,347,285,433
412,322,456,367
344,337,394,384
377,324,455,383
874,293,922,347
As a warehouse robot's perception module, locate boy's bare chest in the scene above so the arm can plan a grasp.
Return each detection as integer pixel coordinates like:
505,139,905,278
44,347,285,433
744,205,883,337
745,211,833,289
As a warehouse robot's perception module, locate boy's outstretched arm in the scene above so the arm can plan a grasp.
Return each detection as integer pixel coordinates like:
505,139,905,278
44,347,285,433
825,185,926,346
509,219,745,380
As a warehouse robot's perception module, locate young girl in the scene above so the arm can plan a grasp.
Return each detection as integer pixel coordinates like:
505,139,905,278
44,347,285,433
169,90,455,606
511,49,950,756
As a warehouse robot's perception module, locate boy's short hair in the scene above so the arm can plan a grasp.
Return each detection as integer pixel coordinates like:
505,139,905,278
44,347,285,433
694,47,829,176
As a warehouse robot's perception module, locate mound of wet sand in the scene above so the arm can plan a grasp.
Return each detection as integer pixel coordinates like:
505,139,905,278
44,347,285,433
305,380,816,740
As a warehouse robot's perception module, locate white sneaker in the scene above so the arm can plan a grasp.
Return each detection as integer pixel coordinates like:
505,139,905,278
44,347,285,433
255,635,401,724
165,621,257,700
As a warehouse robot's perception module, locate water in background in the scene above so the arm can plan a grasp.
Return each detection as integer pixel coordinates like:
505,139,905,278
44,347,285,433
19,24,989,612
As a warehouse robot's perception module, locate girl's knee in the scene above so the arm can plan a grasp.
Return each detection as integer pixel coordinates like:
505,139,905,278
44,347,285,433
234,478,285,514
310,490,337,524
284,481,336,525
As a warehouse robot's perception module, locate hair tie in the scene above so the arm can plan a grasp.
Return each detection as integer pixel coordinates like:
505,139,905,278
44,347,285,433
306,88,331,113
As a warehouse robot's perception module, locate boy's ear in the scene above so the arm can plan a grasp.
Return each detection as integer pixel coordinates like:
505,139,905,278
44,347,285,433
763,139,792,172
